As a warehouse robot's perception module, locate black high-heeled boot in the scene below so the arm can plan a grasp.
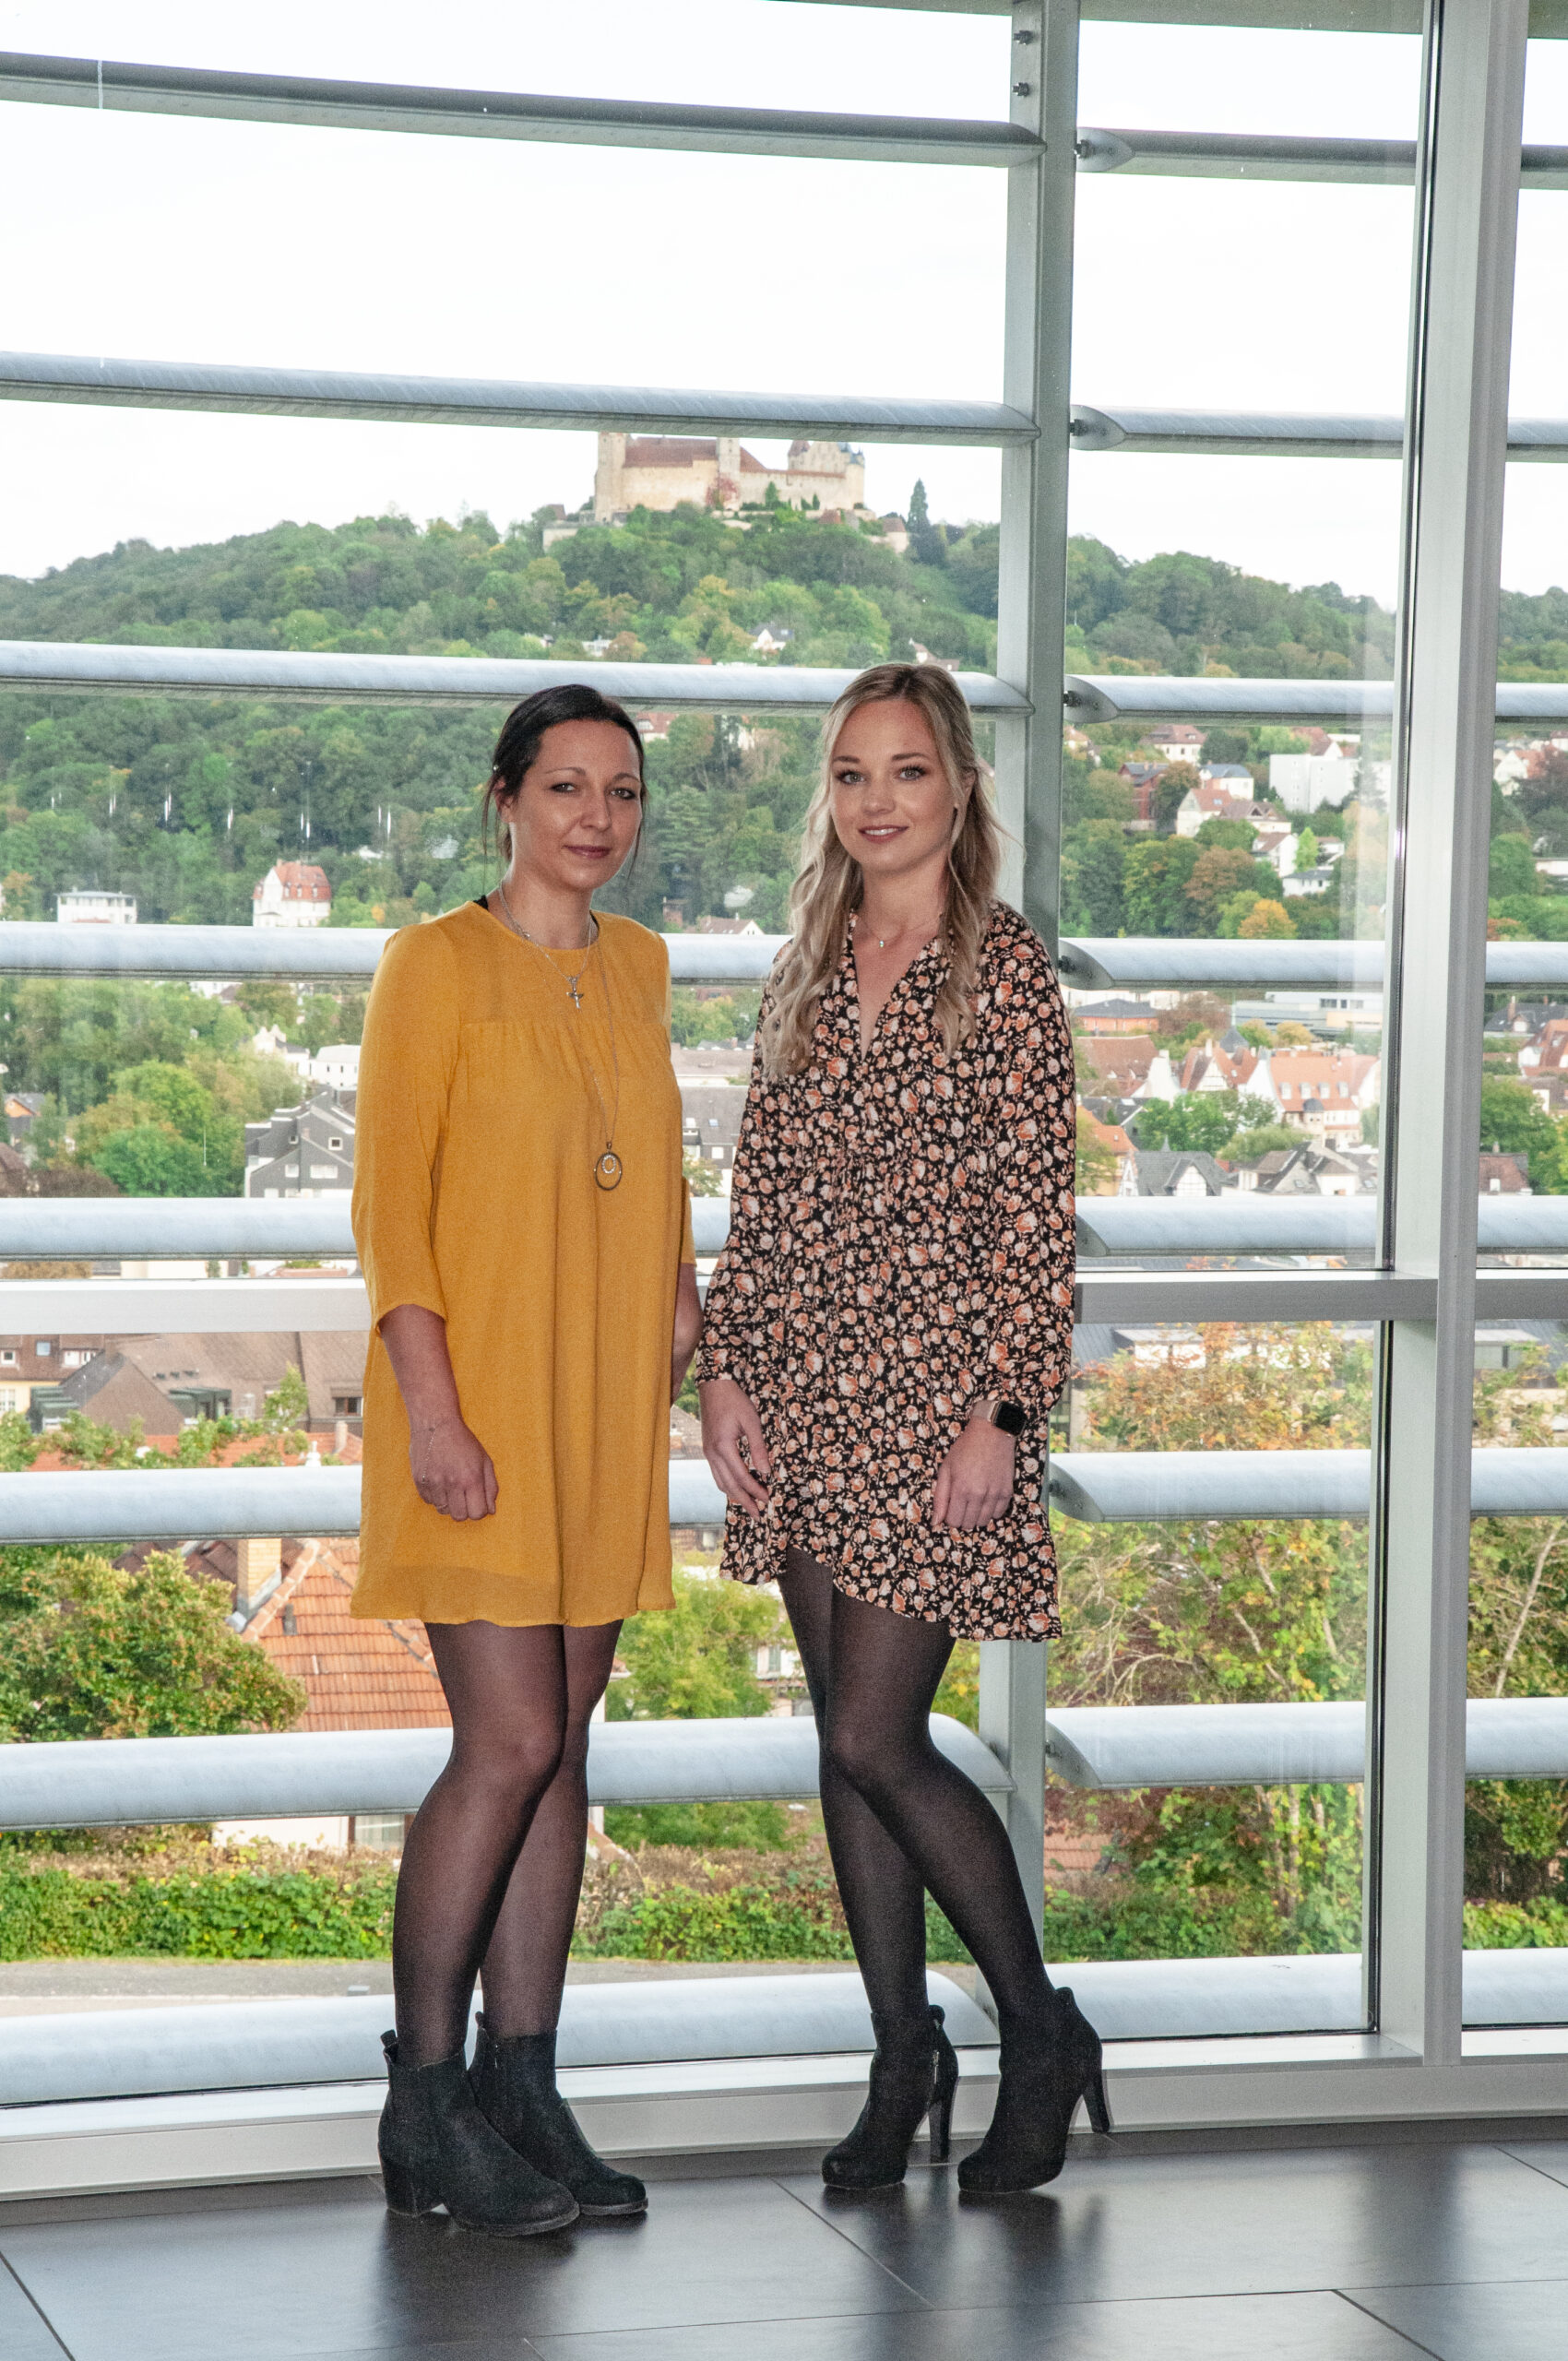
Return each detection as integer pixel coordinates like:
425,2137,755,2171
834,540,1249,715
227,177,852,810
956,1987,1111,2195
469,2016,647,2218
822,2003,959,2191
378,2031,579,2236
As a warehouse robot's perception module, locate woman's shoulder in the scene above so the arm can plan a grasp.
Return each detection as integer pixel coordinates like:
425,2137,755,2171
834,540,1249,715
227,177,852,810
374,905,473,982
980,899,1057,986
596,910,669,970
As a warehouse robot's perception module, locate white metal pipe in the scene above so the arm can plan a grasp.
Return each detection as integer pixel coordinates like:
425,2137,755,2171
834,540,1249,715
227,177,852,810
0,350,1036,447
0,638,1027,717
0,51,1039,169
0,1714,1010,1831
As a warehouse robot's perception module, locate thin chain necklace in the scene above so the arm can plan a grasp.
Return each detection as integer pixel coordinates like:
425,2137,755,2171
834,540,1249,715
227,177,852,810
493,883,624,1190
853,908,945,953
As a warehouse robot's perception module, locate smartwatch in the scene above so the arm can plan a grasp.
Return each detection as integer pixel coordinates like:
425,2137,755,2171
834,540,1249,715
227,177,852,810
983,1398,1027,1437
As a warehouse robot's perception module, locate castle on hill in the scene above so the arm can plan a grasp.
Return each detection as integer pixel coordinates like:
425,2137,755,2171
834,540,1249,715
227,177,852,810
593,431,866,523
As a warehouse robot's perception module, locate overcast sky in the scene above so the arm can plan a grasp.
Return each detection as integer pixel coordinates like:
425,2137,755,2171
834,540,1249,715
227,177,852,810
3,3,1568,608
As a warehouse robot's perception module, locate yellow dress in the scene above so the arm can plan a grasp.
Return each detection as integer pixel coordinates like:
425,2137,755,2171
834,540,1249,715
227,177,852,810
350,899,694,1627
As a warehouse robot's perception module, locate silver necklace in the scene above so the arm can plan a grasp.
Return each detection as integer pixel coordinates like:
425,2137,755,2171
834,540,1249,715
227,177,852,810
495,882,596,1007
493,886,624,1189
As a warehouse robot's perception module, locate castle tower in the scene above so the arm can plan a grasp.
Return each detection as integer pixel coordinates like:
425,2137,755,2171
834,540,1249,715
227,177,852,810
594,432,628,521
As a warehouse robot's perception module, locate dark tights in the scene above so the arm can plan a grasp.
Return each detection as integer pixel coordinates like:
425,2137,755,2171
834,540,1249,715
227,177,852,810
392,1619,620,2067
778,1550,1055,2041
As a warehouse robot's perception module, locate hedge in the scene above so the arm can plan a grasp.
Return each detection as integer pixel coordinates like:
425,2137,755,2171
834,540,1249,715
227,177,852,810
0,1860,396,1960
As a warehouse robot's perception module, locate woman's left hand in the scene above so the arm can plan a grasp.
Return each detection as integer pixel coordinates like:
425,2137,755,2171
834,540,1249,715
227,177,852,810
671,1262,703,1404
932,1414,1016,1531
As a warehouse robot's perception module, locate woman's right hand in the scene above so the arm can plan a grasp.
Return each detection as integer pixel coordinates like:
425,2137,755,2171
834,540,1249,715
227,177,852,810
410,1411,498,1522
699,1376,771,1516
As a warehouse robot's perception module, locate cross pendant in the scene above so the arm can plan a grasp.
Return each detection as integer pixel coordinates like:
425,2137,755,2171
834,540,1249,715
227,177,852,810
568,979,583,1010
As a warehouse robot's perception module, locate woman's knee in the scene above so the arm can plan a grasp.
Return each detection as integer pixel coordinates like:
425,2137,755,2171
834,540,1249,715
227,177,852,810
452,1711,566,1798
824,1708,900,1804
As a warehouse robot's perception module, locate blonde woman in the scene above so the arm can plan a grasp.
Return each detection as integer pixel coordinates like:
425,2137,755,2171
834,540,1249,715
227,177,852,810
354,684,699,2236
697,662,1106,2194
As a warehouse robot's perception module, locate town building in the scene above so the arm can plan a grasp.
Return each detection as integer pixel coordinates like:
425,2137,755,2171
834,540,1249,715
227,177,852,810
57,889,137,924
691,913,765,937
0,1334,103,1418
682,1083,746,1189
1227,1143,1369,1197
1268,749,1359,814
1118,1149,1229,1198
1075,997,1163,1036
39,1330,369,1434
1144,725,1206,765
244,1091,355,1199
593,432,866,522
1479,1150,1532,1195
4,1088,45,1145
1117,760,1167,829
1174,782,1263,837
253,861,332,928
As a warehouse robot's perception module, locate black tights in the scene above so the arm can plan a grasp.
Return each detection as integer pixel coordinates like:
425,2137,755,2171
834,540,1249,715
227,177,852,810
778,1550,1055,2041
392,1619,620,2067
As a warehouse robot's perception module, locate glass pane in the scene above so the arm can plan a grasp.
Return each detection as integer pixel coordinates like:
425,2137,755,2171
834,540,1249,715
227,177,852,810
1482,40,1568,1272
1466,1320,1568,2024
1,3,1011,120
1046,1318,1372,2037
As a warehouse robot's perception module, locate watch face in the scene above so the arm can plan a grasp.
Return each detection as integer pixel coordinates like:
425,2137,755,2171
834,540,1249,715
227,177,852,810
994,1400,1027,1437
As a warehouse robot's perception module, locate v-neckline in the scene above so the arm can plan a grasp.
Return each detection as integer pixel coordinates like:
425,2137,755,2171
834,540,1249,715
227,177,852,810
846,927,938,1059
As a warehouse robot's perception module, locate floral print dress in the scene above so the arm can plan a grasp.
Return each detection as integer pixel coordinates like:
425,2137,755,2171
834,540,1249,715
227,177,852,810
696,899,1075,1642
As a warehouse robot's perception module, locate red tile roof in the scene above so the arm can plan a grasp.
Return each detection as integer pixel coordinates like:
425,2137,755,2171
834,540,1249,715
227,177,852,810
244,1541,450,1732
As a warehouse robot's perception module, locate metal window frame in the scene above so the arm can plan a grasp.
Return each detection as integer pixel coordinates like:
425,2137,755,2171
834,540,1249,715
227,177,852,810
6,0,1568,2147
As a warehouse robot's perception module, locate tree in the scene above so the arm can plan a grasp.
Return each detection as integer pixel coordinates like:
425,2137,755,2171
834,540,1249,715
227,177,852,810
1061,820,1126,934
1490,833,1538,898
1075,1125,1118,1195
1184,847,1277,931
1296,827,1319,871
906,479,945,569
262,1365,311,1433
1236,897,1298,940
1219,1121,1301,1163
91,1125,209,1197
608,1570,783,1721
1152,762,1203,835
0,1548,305,1741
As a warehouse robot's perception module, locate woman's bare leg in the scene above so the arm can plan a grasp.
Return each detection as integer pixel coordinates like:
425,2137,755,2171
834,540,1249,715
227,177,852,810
479,1620,623,2037
778,1549,931,2027
391,1621,568,2067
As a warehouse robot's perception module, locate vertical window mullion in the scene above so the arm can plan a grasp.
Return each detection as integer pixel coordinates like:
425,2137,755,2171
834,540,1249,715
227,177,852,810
1376,0,1526,2066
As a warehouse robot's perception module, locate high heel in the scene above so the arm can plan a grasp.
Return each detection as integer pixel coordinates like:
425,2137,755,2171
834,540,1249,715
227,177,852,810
956,1987,1111,2196
823,2003,957,2190
378,2031,579,2236
469,2016,647,2218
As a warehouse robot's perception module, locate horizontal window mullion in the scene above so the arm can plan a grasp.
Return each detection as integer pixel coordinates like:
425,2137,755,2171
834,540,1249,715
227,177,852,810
0,350,1036,447
0,51,1039,168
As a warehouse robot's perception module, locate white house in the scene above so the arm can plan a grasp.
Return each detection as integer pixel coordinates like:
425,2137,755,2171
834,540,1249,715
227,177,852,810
253,862,332,928
57,890,137,924
312,1044,361,1092
1268,752,1355,815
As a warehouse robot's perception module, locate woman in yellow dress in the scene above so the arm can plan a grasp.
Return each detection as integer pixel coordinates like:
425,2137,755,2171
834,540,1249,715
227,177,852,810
351,683,699,2237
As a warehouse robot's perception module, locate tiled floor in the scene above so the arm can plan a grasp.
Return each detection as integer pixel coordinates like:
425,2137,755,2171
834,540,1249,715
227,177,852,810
5,2132,1568,2359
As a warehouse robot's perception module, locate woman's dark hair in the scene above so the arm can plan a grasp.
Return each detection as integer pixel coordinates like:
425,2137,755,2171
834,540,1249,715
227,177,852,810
482,683,647,864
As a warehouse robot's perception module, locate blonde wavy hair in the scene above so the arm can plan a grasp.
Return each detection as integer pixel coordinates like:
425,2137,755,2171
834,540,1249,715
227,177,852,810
761,662,1002,1076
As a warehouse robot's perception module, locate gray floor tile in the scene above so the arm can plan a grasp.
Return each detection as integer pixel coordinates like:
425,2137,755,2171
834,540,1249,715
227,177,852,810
1501,2140,1568,2190
528,2287,1429,2360
0,2260,69,2360
781,2142,1568,2308
0,2177,923,2361
1348,2276,1568,2359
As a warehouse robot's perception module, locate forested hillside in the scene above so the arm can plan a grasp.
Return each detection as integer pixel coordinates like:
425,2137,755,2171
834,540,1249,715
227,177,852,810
4,495,1565,941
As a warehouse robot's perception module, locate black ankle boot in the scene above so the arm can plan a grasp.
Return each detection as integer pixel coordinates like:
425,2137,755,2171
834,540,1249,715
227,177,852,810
378,2031,579,2236
469,2015,647,2218
956,1987,1111,2195
822,2003,959,2191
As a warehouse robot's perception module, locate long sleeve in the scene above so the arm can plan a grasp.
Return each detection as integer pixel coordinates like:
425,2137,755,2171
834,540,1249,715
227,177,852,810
694,994,777,1391
664,952,697,1266
975,958,1076,1421
351,924,462,1327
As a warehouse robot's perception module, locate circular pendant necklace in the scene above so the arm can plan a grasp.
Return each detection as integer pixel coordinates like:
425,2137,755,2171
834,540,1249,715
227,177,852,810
493,885,624,1188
